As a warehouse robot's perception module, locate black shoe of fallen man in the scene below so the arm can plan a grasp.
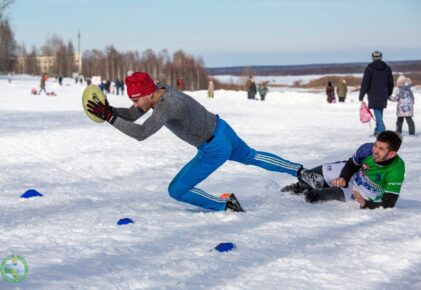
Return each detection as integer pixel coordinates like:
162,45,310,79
281,181,310,194
221,193,245,212
298,168,325,190
304,188,322,203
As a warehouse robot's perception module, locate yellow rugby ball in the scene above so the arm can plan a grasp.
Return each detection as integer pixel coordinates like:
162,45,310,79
82,85,107,123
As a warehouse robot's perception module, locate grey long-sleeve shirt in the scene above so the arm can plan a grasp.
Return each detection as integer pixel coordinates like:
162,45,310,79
111,84,217,147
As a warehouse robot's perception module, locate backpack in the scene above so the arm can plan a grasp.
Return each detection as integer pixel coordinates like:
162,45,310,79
359,101,375,124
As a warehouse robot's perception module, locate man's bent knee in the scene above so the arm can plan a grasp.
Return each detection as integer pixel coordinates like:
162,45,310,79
168,180,189,201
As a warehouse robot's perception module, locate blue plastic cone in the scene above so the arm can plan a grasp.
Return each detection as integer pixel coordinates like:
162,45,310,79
117,218,134,225
21,189,44,199
215,242,235,252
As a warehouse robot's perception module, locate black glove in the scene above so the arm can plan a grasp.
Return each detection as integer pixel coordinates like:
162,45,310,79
87,98,116,124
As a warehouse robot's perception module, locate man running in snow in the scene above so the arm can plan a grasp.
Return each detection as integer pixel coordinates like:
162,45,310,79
282,131,405,209
87,72,322,212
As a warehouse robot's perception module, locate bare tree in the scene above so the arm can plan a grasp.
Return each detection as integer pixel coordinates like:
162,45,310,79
66,40,76,76
0,18,16,72
0,0,14,20
80,47,209,90
26,46,40,75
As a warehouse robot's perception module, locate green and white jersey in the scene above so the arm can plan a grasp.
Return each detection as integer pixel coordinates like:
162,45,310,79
351,143,405,202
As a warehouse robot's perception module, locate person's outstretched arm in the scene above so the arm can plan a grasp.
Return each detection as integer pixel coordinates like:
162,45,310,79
361,192,399,209
112,105,146,122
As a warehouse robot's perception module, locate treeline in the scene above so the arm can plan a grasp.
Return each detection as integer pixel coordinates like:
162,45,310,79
82,47,209,90
0,0,16,72
14,35,210,90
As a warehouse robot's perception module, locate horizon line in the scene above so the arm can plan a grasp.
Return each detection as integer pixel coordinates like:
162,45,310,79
205,59,421,69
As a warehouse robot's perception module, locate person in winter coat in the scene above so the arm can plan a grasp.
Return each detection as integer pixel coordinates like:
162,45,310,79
336,79,348,102
86,72,324,212
326,81,335,103
39,73,48,95
207,80,214,98
177,77,183,91
258,81,268,101
359,51,394,136
281,131,405,209
389,75,415,136
246,76,257,100
115,79,122,95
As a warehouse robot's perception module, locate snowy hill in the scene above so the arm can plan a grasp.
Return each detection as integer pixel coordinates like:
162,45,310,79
1,75,421,289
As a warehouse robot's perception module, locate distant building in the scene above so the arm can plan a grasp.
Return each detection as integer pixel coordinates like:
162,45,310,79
16,53,82,75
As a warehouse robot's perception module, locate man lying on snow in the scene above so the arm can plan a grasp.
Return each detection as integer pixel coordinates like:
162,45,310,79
86,72,323,212
282,131,405,209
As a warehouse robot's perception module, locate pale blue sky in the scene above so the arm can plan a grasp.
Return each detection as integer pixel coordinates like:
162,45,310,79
6,0,421,67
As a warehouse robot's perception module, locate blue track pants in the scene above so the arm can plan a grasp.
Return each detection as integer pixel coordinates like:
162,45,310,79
168,118,302,211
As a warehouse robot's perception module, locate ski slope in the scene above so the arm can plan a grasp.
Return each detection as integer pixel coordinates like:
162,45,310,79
1,76,421,289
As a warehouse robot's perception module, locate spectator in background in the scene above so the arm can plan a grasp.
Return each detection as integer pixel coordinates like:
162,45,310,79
39,73,48,95
246,76,257,100
98,81,105,92
177,77,184,91
58,76,63,86
359,50,394,136
8,72,12,83
115,79,122,95
207,80,214,98
258,81,268,101
105,80,111,93
389,75,415,136
337,79,348,102
326,81,335,103
121,79,125,95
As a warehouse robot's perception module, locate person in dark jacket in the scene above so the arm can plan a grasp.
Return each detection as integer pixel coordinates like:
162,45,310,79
359,51,394,136
326,81,335,103
246,76,257,100
115,79,122,95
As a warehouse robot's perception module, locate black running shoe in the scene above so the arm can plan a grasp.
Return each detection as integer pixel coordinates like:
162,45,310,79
281,181,310,194
222,193,245,212
298,168,325,190
304,188,322,203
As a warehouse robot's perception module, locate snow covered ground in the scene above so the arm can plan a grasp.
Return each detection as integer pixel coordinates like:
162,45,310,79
1,75,421,289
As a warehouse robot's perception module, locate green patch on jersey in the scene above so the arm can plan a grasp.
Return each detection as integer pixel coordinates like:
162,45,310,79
361,155,405,195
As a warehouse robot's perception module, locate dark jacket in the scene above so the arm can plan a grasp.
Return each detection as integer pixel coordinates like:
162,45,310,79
247,81,257,98
326,85,335,103
359,60,394,109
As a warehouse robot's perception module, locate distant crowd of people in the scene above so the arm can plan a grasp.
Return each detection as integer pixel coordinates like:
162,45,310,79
322,50,414,136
